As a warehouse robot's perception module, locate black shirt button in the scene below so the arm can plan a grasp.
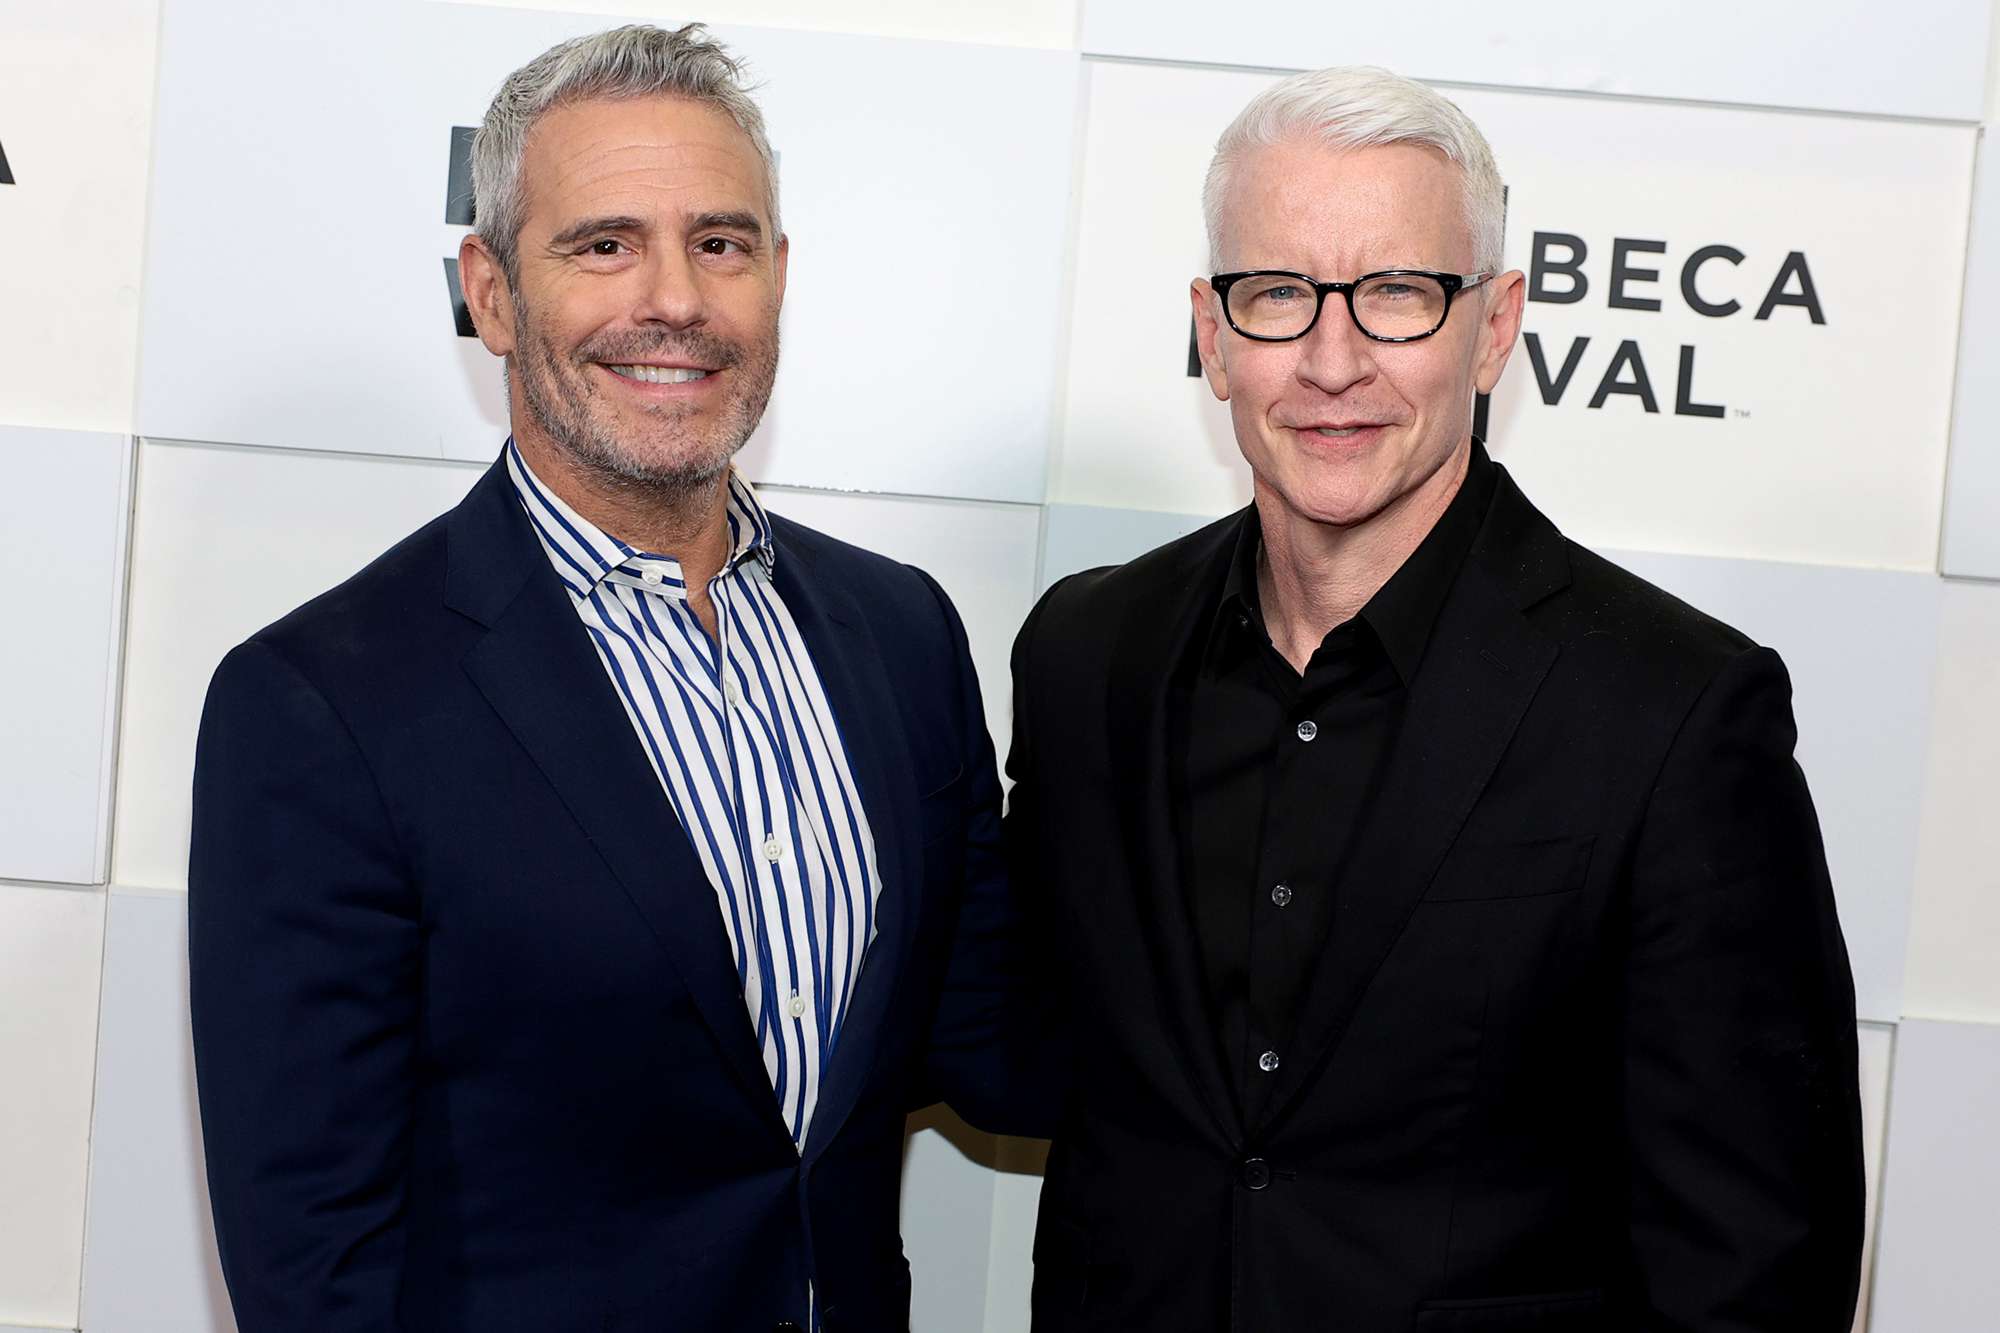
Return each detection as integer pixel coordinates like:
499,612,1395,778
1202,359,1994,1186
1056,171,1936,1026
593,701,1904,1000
1240,1157,1272,1190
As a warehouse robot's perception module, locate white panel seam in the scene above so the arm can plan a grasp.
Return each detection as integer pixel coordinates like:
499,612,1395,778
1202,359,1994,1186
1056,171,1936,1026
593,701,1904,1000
1073,52,1987,128
137,434,489,473
70,883,116,1329
1857,1021,1897,1333
1041,56,1095,514
91,438,140,887
1939,124,1994,574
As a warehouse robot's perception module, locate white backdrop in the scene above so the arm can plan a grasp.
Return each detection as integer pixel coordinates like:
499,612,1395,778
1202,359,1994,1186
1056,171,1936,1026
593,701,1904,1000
2,1,1997,1330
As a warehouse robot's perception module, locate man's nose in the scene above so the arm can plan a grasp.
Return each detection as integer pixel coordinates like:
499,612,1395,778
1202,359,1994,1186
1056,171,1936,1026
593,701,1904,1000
1294,292,1377,395
632,248,707,328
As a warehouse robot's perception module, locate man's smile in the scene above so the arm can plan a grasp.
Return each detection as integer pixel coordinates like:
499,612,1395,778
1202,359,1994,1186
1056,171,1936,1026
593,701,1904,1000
603,363,712,384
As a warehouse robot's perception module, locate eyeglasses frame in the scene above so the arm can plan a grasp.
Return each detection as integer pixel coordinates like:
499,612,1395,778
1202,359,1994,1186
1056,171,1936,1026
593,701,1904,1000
1208,268,1496,344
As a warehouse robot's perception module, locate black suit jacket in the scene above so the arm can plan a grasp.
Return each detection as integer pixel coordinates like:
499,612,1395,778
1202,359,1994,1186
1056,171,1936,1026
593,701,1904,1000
189,456,1025,1333
1007,458,1864,1332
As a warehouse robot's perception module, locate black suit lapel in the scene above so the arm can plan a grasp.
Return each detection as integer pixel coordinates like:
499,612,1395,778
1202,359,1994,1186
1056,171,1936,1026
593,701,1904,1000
779,534,924,1163
1106,520,1246,1151
1256,483,1567,1132
445,461,792,1146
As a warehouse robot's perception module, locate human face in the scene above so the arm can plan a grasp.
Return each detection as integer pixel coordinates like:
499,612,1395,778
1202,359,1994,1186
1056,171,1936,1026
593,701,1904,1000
460,94,786,495
1191,139,1522,533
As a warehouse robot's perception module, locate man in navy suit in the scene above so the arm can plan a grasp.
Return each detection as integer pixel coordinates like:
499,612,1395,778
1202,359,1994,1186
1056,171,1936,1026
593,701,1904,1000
189,24,1033,1332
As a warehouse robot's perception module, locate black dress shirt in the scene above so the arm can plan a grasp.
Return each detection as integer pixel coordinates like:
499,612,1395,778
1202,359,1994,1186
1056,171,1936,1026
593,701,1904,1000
1176,447,1498,1120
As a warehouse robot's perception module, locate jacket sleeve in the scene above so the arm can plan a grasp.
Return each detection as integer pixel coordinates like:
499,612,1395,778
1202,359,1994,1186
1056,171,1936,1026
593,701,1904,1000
909,571,1067,1139
189,639,421,1332
1622,645,1864,1330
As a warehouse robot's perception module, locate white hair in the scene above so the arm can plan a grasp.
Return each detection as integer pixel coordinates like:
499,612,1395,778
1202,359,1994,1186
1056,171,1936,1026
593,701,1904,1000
471,23,780,282
1202,66,1505,273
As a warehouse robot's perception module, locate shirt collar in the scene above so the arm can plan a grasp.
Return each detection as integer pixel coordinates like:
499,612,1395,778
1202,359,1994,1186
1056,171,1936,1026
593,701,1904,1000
1213,438,1498,684
504,438,776,600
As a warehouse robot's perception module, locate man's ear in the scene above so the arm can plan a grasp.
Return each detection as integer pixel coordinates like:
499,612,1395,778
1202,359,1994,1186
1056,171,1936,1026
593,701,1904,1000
1191,279,1231,402
458,232,518,358
1473,268,1525,396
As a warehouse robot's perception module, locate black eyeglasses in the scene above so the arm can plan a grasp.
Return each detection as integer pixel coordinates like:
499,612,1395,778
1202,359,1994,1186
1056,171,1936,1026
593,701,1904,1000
1209,269,1493,343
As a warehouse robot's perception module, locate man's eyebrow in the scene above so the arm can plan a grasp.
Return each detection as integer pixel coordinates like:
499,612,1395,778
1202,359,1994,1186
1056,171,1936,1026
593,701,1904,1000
546,215,648,249
692,211,765,242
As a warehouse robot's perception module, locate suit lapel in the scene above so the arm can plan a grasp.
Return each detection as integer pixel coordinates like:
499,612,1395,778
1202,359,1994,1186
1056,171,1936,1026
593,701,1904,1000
780,532,924,1163
1106,519,1246,1151
1256,494,1564,1132
446,462,792,1146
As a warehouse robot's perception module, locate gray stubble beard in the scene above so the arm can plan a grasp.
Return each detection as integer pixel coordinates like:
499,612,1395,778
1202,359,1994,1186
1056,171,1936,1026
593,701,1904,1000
509,297,781,511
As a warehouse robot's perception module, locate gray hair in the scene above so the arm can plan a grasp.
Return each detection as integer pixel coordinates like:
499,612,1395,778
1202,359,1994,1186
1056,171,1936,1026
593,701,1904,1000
1202,66,1504,273
471,23,781,282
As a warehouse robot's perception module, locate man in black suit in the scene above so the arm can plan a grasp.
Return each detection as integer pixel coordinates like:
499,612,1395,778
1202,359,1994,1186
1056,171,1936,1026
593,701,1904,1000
190,25,1036,1333
1009,66,1863,1330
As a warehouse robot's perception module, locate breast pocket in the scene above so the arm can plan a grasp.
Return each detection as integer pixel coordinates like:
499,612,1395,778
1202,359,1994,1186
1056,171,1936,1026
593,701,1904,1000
1423,833,1596,903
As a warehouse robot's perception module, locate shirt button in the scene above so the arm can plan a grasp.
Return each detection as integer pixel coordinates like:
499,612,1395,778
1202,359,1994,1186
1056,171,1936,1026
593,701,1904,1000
1296,720,1318,742
640,567,664,586
1258,1049,1281,1073
1270,882,1293,908
724,679,741,706
788,992,806,1019
763,837,783,863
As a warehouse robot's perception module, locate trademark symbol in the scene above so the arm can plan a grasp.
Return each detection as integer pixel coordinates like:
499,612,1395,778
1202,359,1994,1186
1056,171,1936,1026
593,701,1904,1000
1733,408,1753,419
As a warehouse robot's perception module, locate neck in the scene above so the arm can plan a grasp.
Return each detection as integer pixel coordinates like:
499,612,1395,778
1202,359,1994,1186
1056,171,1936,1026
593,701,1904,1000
513,428,734,589
1255,441,1470,674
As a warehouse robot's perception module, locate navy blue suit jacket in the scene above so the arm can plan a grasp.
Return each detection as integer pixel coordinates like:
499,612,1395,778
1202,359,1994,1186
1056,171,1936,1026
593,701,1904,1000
189,455,1026,1333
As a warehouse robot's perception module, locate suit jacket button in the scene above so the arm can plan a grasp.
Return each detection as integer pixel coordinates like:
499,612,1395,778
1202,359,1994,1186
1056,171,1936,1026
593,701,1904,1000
1240,1157,1272,1190
775,1323,803,1332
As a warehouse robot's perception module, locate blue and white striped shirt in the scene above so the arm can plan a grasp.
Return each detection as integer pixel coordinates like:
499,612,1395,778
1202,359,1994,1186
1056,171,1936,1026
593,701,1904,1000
507,441,882,1150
